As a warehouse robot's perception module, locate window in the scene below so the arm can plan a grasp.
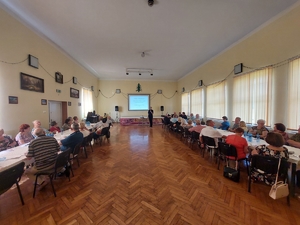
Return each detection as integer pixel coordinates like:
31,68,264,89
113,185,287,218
181,92,189,115
82,88,93,119
207,81,225,118
287,58,300,129
190,88,203,116
233,68,272,125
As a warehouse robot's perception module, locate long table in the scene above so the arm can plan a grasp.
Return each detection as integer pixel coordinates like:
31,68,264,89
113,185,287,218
0,130,73,172
217,129,300,196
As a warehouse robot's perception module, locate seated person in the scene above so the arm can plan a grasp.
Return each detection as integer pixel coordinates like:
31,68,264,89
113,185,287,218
79,122,90,137
190,113,195,122
59,123,84,152
200,120,225,148
273,123,289,143
170,115,178,124
219,116,230,130
15,124,34,145
49,121,61,134
195,114,200,120
183,119,193,129
189,119,205,133
61,118,72,131
225,128,248,160
0,128,17,151
239,121,248,132
163,114,171,125
287,125,300,148
248,119,269,139
181,112,187,119
228,117,241,132
73,116,79,124
106,116,113,127
93,117,110,140
250,132,288,185
25,128,60,185
32,120,49,138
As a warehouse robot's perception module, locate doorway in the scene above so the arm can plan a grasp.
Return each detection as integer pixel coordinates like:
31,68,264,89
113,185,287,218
49,101,67,127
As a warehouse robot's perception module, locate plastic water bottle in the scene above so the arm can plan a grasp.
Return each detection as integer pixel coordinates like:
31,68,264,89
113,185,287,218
61,127,64,135
244,131,247,138
256,134,260,142
248,133,252,142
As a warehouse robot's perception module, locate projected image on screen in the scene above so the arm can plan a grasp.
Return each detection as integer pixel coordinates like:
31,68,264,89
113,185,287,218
128,94,150,111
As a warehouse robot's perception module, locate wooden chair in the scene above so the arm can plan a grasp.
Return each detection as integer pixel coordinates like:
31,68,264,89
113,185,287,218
0,162,25,205
33,149,72,198
189,131,200,150
201,135,218,162
70,143,82,167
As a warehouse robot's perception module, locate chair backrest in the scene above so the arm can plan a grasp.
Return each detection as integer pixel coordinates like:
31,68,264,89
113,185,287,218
101,127,110,135
81,136,88,146
86,132,93,143
202,135,217,147
218,142,237,159
250,155,288,175
55,148,71,172
0,162,25,195
73,142,82,155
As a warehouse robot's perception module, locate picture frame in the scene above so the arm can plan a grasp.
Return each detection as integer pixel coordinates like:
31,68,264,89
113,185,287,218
68,101,71,106
8,96,18,104
28,54,39,69
73,77,77,84
41,99,47,105
70,88,79,98
55,72,63,84
20,72,44,93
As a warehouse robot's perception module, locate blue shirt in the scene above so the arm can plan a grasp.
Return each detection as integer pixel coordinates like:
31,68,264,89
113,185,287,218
219,121,230,130
60,131,83,152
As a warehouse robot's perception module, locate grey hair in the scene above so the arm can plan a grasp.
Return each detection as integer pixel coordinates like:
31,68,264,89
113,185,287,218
72,122,80,131
34,128,45,137
257,119,265,124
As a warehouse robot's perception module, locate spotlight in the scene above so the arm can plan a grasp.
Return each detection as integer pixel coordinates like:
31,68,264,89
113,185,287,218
139,73,141,76
148,0,154,6
126,72,129,75
150,73,153,76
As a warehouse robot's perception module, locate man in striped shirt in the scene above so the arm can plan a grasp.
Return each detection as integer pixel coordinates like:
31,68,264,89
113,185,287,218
25,128,60,184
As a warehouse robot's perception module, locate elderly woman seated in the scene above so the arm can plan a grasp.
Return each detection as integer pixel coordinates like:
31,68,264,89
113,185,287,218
15,124,34,145
61,118,72,131
32,120,49,138
0,128,17,151
273,123,289,143
250,132,288,185
49,121,61,134
248,119,269,139
79,122,90,137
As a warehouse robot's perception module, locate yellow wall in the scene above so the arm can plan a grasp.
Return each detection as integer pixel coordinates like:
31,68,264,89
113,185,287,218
0,8,98,136
178,3,300,125
97,80,178,119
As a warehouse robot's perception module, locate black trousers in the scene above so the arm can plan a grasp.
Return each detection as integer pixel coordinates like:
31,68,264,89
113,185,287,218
149,117,153,127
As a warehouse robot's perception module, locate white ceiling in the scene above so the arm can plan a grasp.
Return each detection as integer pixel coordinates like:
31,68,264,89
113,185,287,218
0,0,298,81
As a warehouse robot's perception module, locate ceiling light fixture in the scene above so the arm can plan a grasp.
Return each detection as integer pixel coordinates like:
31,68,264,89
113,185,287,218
141,52,145,57
126,68,153,76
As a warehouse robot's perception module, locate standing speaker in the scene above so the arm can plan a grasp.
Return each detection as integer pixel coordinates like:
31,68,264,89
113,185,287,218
115,106,119,111
160,106,164,111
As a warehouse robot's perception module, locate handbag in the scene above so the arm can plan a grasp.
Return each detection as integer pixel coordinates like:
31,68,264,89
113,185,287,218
223,161,240,182
269,157,289,199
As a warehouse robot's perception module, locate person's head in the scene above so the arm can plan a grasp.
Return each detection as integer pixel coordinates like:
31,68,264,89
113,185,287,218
73,116,78,122
107,116,111,120
178,117,182,122
195,119,201,125
32,120,41,128
190,113,194,117
235,117,241,124
71,122,80,131
64,118,71,124
256,119,265,128
206,120,214,127
102,117,107,123
79,122,86,130
274,123,286,133
265,132,284,147
19,124,30,132
188,119,192,125
0,128,4,136
239,121,246,127
195,114,200,118
182,112,186,115
235,127,244,136
51,121,57,127
68,117,73,123
34,128,45,137
222,116,228,121
150,107,152,110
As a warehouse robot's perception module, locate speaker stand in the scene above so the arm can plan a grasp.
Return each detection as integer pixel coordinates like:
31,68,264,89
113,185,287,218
115,112,119,123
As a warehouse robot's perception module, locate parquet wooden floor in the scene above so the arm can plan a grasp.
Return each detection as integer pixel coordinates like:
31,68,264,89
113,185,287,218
1,124,300,225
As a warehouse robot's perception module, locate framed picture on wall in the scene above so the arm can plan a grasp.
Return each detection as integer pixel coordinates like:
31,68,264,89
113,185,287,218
55,72,63,84
20,72,44,93
8,96,18,104
68,101,71,106
70,88,79,98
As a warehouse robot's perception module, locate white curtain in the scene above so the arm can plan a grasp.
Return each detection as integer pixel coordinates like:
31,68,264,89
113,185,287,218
288,58,300,129
82,88,93,119
207,81,225,118
181,92,189,115
191,88,203,116
233,68,272,124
